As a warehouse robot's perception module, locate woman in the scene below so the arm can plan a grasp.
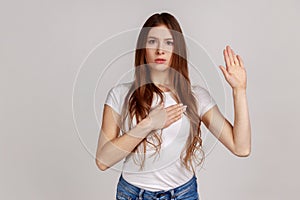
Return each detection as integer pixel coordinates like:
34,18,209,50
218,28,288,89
96,12,251,200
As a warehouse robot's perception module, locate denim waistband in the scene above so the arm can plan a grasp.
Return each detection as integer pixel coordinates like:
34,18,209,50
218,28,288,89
117,173,197,199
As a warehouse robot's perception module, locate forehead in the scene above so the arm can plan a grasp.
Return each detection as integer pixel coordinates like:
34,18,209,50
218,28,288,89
147,25,173,39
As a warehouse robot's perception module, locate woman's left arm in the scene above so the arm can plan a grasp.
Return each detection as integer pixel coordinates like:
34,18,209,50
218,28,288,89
202,45,251,157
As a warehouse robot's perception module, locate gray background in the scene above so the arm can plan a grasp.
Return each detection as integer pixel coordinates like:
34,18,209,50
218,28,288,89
1,0,299,199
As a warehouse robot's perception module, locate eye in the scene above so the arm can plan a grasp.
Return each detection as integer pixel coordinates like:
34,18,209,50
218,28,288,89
166,41,174,46
148,39,156,44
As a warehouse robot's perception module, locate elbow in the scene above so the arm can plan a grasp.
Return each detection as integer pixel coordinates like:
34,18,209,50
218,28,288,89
234,149,251,157
95,159,109,171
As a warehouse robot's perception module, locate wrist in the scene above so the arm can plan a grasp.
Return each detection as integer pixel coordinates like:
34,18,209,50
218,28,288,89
137,116,154,132
126,117,154,139
233,88,247,96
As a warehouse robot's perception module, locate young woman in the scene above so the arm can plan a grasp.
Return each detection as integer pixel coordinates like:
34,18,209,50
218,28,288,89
96,12,251,200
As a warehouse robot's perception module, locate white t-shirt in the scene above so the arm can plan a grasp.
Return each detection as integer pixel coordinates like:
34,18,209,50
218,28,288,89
104,82,217,191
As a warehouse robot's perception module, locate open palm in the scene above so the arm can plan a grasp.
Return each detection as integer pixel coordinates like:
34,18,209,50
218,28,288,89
219,45,247,90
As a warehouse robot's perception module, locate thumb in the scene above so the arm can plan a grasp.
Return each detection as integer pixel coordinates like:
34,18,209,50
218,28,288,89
219,65,229,79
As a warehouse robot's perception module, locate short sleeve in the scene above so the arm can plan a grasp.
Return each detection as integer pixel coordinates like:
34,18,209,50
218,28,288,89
104,86,121,115
193,85,217,120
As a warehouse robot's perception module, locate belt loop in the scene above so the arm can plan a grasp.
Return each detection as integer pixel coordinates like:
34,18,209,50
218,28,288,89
170,189,175,199
138,189,144,200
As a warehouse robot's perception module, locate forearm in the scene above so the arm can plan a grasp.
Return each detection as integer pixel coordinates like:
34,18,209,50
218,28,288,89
97,117,153,169
232,88,251,155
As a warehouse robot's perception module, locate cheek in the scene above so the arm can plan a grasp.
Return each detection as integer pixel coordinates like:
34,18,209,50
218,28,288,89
145,49,155,59
145,53,152,65
167,53,173,63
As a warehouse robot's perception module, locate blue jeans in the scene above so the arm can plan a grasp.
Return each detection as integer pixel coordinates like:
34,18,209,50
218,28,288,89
116,174,199,200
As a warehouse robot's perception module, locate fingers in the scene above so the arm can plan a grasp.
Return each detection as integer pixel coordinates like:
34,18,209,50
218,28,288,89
165,103,183,111
163,103,186,120
230,48,239,66
151,103,187,129
226,46,235,66
225,45,241,67
166,104,186,124
223,49,230,70
166,104,184,115
168,105,186,119
237,55,245,68
167,113,182,125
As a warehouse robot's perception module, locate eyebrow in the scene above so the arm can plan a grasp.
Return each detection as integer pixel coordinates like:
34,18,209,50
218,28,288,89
147,36,173,40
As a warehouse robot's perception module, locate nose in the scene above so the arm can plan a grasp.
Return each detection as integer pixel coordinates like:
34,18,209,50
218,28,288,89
156,42,165,55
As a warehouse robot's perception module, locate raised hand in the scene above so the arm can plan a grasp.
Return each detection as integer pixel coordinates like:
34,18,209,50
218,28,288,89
219,45,247,90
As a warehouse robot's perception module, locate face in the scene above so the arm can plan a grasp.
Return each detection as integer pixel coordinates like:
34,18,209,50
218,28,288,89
145,25,174,72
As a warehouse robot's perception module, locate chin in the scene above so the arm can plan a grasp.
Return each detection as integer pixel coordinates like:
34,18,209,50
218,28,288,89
149,63,170,72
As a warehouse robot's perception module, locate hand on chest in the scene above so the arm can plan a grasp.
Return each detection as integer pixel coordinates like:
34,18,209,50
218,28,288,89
147,93,188,149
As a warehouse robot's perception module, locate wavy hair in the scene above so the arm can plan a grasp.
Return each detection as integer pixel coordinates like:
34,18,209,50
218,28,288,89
119,12,205,173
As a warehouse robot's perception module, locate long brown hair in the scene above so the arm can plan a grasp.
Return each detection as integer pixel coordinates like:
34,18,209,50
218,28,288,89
119,12,205,173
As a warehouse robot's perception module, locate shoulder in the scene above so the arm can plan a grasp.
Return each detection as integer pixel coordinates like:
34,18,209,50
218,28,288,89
105,82,133,115
191,84,212,97
191,84,217,119
108,81,132,96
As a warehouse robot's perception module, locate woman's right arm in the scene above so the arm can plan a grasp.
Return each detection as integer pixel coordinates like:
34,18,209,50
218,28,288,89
95,102,185,171
95,105,153,171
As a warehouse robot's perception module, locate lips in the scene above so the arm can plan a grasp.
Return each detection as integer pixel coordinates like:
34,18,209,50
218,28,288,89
155,58,166,61
155,58,166,64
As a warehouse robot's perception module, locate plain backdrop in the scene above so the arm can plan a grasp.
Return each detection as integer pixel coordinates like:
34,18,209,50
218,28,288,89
1,0,299,199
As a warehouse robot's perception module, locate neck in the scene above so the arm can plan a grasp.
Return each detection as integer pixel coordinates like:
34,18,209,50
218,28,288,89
150,69,171,92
